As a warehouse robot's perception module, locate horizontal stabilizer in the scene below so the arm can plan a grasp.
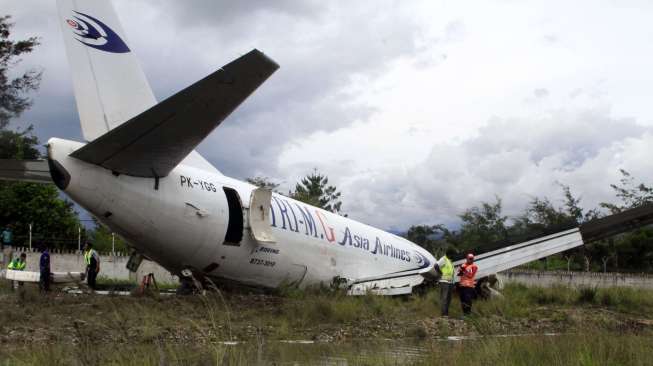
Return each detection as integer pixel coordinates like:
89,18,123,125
0,159,52,183
70,49,279,177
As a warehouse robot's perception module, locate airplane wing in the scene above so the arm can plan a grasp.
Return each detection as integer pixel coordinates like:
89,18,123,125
69,49,279,178
349,204,653,295
453,203,653,281
0,159,52,183
453,228,584,280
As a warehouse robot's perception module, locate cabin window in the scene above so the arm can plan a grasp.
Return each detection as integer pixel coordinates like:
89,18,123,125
223,187,243,245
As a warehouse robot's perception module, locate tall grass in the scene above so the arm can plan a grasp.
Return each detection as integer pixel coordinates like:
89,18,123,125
1,281,653,365
1,332,652,365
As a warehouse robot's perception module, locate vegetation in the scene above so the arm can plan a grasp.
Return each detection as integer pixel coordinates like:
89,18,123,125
407,173,653,272
245,176,280,191
89,218,128,253
0,281,652,365
0,15,84,250
292,169,343,214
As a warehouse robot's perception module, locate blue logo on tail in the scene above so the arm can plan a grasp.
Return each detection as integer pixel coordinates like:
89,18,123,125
66,11,130,53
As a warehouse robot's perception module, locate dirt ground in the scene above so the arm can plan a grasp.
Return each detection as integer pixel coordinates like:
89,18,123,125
0,282,651,347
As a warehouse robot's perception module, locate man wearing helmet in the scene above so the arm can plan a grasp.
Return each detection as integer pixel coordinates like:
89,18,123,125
457,253,478,316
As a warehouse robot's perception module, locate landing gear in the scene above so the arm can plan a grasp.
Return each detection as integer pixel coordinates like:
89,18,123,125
177,267,205,295
476,275,504,299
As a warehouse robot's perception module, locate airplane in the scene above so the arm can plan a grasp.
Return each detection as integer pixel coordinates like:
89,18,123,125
1,0,652,295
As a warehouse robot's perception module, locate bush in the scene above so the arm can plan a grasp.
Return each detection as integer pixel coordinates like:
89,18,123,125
577,287,597,304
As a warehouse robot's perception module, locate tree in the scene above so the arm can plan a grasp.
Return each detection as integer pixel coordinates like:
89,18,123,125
600,169,653,213
246,176,280,191
88,218,128,253
457,196,509,251
405,224,453,257
0,15,41,129
292,170,343,214
598,170,653,272
0,15,81,249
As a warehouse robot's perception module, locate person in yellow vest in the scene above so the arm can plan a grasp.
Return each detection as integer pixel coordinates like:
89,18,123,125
7,252,27,290
83,242,100,290
7,252,26,271
435,248,456,316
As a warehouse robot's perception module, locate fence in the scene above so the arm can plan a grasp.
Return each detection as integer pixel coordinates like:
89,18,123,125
498,269,653,290
4,246,178,284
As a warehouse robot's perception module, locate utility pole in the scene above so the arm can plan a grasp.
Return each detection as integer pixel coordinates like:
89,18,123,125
112,232,115,254
28,223,32,251
78,226,81,252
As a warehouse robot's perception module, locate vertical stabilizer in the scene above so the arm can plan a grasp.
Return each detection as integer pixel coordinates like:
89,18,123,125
57,0,156,141
57,0,220,174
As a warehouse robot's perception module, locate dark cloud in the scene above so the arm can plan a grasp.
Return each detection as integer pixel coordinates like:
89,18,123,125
139,1,431,179
158,0,323,28
5,0,430,182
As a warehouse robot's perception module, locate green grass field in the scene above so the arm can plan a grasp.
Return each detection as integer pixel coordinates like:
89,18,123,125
0,281,651,365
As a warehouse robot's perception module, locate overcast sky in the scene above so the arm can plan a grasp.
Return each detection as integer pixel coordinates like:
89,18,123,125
3,0,653,231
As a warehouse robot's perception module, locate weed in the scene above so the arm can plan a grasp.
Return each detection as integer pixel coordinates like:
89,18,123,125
577,287,598,304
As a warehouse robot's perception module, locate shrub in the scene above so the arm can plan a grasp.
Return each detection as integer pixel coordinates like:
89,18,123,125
577,287,597,304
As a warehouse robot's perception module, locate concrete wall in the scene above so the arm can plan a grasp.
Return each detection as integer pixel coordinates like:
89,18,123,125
498,270,653,290
5,246,178,284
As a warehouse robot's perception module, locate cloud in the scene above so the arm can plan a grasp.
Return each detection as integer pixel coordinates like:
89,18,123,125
336,107,653,231
534,88,549,98
4,0,653,235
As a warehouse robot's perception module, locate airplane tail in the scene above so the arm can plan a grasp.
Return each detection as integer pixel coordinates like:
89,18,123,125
56,0,220,173
57,0,156,141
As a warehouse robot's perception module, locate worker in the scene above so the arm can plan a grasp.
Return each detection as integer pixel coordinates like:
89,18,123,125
39,244,51,293
84,242,100,290
1,225,13,267
435,248,455,316
7,252,27,290
457,253,478,316
7,252,26,271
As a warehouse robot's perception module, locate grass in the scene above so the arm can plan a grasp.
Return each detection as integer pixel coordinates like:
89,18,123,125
96,276,179,290
1,332,651,365
0,281,652,364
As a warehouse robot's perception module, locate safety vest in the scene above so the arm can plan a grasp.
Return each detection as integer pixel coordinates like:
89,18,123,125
84,249,98,266
8,258,25,271
440,256,454,282
459,262,478,288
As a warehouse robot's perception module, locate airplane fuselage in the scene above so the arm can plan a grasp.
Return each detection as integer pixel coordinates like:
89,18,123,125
48,138,434,288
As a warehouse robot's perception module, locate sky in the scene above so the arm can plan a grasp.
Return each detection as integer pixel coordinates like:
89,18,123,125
3,0,653,231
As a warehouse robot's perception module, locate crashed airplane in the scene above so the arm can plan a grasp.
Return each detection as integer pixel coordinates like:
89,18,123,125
1,0,652,295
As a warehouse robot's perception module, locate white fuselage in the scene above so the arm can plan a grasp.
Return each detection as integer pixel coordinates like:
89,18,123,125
49,138,434,288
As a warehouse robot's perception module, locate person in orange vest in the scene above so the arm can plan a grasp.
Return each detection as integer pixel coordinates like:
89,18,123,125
457,253,478,316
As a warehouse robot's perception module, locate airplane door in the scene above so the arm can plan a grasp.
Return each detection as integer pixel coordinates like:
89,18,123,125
222,187,244,246
249,188,276,244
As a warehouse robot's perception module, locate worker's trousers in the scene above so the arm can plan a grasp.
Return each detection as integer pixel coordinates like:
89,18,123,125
39,270,50,292
439,282,454,316
459,286,475,315
87,269,98,290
